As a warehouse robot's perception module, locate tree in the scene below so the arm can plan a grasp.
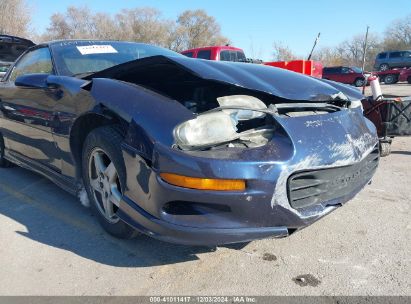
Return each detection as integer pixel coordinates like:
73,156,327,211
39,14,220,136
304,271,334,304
0,0,31,37
311,33,380,70
115,7,173,46
384,14,411,50
42,6,228,52
271,41,297,61
91,13,121,40
45,6,95,40
173,9,229,52
335,33,380,70
312,46,344,66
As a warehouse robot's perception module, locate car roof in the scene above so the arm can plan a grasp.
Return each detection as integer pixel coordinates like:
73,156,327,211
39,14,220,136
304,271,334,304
379,50,411,53
182,45,243,53
40,40,152,48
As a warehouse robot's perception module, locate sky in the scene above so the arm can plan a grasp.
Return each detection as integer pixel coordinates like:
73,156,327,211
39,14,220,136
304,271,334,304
29,0,411,61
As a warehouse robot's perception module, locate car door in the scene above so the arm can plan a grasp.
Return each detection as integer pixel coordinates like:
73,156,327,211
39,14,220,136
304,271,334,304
402,51,411,67
340,67,354,84
0,46,61,171
324,67,338,82
388,52,403,68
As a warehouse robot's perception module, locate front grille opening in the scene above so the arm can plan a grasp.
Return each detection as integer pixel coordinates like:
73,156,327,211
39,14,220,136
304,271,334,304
287,145,379,210
274,103,341,118
163,201,231,216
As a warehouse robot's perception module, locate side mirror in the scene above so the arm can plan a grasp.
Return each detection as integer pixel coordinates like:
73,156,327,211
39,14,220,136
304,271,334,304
15,73,51,89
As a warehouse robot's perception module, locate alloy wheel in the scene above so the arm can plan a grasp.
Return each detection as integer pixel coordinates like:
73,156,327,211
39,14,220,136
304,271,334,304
379,64,389,71
384,75,395,84
355,79,365,87
88,148,122,223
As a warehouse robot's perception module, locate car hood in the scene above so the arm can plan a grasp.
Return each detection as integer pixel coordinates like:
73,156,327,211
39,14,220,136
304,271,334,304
0,35,35,65
86,55,365,102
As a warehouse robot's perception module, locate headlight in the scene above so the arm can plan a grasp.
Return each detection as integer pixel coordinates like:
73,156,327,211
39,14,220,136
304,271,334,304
217,95,267,120
349,99,364,112
174,95,271,150
174,112,238,149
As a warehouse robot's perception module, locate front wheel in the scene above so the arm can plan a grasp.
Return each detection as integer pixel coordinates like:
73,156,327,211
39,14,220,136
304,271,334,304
407,76,411,84
82,126,137,239
383,74,397,84
354,78,365,87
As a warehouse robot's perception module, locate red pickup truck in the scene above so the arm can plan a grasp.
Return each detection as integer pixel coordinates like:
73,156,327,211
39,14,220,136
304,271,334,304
181,46,247,62
181,45,323,78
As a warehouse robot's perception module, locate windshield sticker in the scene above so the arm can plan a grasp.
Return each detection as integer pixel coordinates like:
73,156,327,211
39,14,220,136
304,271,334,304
76,45,118,55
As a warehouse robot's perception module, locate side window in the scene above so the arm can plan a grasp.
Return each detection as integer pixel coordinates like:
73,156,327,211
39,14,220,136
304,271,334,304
389,52,402,58
341,67,350,73
404,51,411,57
378,53,387,59
9,47,53,81
197,50,212,60
182,52,194,58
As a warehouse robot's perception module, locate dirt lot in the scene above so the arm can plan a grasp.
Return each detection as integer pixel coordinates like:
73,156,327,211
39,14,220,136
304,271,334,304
0,136,410,296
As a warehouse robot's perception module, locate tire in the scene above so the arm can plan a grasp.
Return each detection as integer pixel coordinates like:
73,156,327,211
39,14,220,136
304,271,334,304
383,74,397,84
407,76,411,84
0,133,12,168
354,78,365,87
379,63,389,71
82,126,138,239
379,141,391,157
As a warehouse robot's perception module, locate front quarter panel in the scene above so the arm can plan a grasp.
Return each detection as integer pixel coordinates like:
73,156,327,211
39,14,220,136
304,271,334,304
88,78,195,147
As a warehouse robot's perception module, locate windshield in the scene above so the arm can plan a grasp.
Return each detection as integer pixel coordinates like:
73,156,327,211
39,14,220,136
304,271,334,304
51,41,183,76
351,67,363,73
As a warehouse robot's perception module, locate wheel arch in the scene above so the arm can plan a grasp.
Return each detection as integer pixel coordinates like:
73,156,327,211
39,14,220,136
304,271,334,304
70,107,129,180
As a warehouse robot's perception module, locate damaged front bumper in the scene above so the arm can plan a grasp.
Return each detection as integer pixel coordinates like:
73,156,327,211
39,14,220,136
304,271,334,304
117,107,379,245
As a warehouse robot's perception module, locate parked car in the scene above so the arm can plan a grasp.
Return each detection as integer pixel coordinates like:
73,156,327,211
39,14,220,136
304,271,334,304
374,50,411,71
0,40,379,245
181,45,246,62
323,66,370,87
375,68,411,84
0,35,34,78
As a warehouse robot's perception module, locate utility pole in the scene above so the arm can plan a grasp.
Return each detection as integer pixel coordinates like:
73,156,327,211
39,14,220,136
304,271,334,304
361,26,370,94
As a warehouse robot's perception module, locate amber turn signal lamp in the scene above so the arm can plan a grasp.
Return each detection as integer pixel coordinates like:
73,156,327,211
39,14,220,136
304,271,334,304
160,173,246,191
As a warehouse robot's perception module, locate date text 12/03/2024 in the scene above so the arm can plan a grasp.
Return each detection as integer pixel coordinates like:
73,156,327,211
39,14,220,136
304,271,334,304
149,297,257,303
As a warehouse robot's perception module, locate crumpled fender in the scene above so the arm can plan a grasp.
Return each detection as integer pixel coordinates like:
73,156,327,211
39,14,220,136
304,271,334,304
86,78,194,158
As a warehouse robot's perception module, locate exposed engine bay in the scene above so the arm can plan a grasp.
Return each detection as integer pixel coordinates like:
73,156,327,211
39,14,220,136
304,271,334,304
85,55,364,151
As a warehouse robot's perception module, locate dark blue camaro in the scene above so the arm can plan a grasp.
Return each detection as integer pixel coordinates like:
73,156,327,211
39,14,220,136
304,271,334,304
0,40,379,245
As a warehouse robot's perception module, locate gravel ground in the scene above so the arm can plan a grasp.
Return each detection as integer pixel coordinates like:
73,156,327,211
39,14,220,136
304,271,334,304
0,137,410,296
364,82,411,97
